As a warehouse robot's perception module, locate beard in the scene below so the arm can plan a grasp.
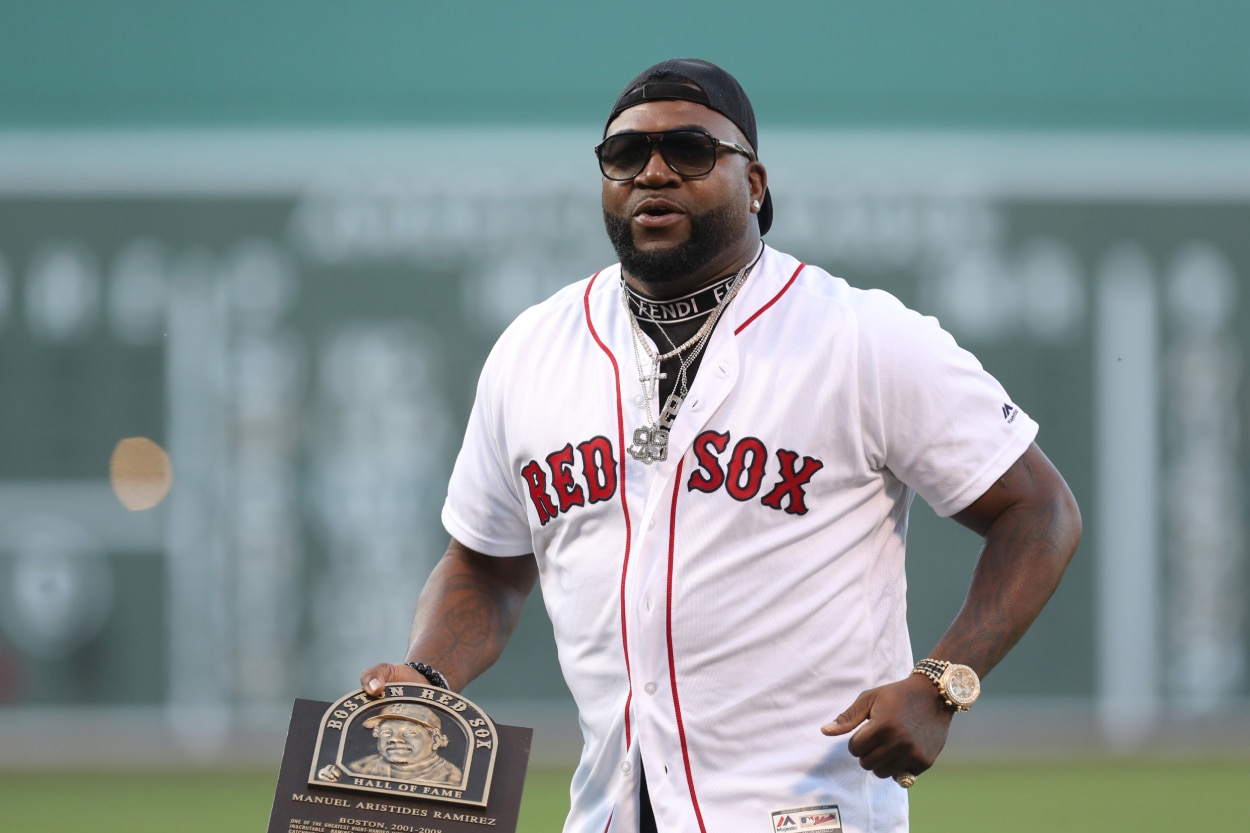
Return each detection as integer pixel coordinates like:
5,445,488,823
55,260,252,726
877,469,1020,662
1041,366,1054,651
603,201,744,287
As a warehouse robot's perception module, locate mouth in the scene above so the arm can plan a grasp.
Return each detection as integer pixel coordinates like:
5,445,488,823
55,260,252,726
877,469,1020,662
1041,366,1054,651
633,200,686,229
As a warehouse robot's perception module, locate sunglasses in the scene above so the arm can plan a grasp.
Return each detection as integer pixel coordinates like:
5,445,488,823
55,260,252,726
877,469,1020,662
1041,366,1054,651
595,129,756,181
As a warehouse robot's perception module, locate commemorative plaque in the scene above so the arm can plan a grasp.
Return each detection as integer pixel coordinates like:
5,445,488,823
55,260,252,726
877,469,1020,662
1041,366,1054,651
268,684,532,833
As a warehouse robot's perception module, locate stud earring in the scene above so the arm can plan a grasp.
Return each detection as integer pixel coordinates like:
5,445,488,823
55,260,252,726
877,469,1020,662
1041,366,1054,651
752,200,761,211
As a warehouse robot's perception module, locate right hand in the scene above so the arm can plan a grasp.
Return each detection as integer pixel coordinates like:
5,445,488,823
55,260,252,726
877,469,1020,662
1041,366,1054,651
359,661,425,697
821,674,953,781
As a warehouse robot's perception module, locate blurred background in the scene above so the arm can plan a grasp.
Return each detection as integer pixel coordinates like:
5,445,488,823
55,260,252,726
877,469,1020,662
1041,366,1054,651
0,0,1247,800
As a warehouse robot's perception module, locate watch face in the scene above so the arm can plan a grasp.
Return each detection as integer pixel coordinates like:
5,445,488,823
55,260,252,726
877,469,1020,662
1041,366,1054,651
944,665,981,706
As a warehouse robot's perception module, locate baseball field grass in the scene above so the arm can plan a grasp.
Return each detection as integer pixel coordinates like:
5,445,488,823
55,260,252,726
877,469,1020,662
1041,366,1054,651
0,759,1245,831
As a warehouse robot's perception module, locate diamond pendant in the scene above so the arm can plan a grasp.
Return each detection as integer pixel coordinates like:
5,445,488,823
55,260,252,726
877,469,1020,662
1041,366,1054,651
658,393,683,429
627,426,669,464
626,394,684,465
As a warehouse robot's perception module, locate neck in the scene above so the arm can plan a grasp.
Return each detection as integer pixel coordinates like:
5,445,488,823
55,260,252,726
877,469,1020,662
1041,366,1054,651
624,236,763,300
624,272,740,324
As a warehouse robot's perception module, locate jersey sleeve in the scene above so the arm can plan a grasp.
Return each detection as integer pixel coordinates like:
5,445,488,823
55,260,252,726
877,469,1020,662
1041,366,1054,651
441,336,535,557
856,291,1038,518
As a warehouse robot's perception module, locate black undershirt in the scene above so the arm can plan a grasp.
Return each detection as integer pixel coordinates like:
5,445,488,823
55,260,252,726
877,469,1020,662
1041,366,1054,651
632,317,698,833
628,270,751,833
632,315,711,833
635,314,713,406
626,270,742,406
639,763,658,833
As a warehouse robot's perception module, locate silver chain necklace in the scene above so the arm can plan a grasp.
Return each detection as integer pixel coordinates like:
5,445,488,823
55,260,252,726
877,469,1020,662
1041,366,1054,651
623,245,763,464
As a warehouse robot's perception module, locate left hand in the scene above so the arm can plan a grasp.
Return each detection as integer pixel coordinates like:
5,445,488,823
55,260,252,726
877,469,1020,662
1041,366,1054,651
820,673,954,781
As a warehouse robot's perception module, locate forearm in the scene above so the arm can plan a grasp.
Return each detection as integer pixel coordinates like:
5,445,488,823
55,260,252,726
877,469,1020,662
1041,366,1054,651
934,447,1082,676
403,539,538,691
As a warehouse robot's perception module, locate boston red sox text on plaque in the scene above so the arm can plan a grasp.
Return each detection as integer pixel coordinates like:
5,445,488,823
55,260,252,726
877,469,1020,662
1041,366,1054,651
268,685,532,833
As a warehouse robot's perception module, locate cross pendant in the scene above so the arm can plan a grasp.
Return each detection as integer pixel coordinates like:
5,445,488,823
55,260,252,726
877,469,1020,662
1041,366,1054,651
640,368,668,387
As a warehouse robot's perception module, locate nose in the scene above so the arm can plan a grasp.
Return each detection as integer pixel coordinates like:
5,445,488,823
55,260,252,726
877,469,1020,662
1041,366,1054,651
633,142,681,186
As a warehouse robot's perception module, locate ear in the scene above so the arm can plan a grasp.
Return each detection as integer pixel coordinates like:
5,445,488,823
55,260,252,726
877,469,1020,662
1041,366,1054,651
432,732,449,751
747,161,768,211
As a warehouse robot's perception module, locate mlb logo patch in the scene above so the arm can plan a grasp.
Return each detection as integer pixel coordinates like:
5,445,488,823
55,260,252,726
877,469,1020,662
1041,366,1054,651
771,804,842,832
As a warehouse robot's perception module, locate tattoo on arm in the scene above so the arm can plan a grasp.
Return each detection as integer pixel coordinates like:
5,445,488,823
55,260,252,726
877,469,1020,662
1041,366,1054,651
408,548,537,690
440,573,507,653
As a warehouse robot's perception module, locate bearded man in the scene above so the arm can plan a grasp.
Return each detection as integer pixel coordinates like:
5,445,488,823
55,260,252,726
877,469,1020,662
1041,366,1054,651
360,58,1081,833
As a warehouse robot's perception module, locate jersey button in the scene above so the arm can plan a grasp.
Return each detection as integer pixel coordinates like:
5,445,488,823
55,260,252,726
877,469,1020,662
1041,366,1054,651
621,760,633,775
644,682,658,695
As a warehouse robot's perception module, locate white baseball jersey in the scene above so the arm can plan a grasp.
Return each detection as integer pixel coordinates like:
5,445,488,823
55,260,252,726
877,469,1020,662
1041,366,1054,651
442,245,1038,833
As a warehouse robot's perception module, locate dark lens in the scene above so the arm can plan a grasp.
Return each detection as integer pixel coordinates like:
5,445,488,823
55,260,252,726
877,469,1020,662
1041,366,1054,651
599,134,651,180
661,131,717,176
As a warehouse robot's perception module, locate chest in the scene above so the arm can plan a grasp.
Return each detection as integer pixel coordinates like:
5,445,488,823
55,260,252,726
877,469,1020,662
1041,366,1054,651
504,316,873,542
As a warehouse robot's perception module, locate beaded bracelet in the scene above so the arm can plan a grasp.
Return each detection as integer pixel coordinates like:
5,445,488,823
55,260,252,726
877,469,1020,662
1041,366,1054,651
405,661,450,690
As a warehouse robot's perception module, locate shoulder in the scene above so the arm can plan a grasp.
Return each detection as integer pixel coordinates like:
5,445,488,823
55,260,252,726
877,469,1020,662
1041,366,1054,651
751,248,981,388
491,267,617,350
746,247,926,337
470,266,622,399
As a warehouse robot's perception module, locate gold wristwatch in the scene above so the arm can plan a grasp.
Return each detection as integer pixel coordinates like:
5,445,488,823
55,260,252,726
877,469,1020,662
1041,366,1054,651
912,658,981,711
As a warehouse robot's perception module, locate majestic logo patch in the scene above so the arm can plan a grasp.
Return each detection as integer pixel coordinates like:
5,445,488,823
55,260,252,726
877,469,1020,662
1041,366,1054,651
771,804,842,832
1002,403,1019,423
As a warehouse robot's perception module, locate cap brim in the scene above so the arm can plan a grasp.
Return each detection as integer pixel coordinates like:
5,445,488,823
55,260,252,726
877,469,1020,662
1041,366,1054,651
363,714,438,730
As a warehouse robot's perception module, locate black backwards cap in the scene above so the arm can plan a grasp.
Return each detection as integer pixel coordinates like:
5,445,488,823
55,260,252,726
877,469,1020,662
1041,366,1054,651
606,58,773,236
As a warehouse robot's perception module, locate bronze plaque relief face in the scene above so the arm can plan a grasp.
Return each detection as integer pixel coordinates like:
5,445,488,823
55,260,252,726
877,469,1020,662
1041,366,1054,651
269,685,532,833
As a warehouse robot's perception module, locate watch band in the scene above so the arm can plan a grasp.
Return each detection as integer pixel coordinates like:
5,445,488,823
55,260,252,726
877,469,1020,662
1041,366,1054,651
911,658,949,687
911,658,974,711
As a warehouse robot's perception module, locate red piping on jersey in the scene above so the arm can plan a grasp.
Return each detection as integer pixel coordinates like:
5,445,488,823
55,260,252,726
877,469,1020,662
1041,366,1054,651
665,459,709,833
734,262,806,335
583,270,635,748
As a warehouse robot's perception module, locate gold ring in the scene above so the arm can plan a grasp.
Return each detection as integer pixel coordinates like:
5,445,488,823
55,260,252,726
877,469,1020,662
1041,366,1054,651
894,773,917,789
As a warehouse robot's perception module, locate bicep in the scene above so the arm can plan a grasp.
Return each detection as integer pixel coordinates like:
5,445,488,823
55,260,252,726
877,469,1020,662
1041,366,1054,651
444,538,539,599
951,443,1081,539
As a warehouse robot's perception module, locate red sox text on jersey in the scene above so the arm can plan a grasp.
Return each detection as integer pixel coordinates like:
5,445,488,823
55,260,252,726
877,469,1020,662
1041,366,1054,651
520,431,825,524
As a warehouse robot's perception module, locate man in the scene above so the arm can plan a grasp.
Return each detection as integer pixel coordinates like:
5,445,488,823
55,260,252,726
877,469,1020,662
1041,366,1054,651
348,703,463,784
362,58,1081,833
